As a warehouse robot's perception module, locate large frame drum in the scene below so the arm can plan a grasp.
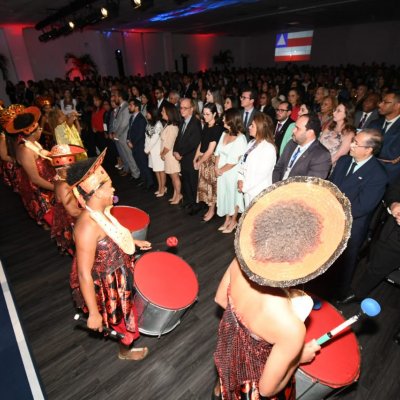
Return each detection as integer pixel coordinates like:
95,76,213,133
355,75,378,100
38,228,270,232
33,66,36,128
111,205,150,240
296,299,361,399
133,251,199,337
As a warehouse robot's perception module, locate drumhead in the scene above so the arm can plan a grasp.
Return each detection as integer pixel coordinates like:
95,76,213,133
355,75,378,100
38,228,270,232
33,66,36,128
134,251,199,309
300,298,360,387
111,206,150,231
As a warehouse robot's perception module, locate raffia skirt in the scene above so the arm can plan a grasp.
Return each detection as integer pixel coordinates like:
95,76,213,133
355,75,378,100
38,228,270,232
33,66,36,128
197,155,217,205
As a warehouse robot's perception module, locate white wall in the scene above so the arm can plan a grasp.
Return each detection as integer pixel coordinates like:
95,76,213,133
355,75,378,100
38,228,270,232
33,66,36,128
0,19,399,84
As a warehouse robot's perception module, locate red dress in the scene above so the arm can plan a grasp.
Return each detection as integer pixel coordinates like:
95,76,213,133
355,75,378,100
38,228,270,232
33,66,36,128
18,157,55,225
214,294,295,400
70,236,140,346
1,160,21,193
51,200,76,255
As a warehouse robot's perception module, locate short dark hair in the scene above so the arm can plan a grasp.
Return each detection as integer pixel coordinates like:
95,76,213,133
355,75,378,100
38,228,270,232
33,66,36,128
241,87,258,101
129,98,141,108
361,129,383,155
304,112,322,137
116,89,129,102
279,101,292,112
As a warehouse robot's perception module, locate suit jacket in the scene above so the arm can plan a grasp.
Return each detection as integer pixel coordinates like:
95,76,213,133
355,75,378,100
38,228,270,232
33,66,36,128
354,109,379,129
274,118,294,150
241,108,261,141
330,155,388,241
173,116,202,170
259,105,276,123
272,139,332,183
157,99,169,111
369,117,400,182
113,102,130,140
127,112,147,152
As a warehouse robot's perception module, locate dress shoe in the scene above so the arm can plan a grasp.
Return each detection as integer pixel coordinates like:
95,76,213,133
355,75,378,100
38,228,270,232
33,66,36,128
393,329,400,345
222,223,237,234
118,346,149,361
336,293,359,305
188,204,202,215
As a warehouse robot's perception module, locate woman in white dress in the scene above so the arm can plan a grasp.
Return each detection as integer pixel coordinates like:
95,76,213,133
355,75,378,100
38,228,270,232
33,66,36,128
144,107,166,197
238,113,277,208
215,108,247,233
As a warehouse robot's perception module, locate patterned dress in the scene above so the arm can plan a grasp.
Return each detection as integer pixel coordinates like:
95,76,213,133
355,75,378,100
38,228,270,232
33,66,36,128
17,156,55,225
51,180,78,255
197,124,224,205
70,236,139,346
214,296,295,400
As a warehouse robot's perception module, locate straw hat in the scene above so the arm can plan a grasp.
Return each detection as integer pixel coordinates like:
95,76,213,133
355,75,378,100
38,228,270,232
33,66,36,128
234,176,352,288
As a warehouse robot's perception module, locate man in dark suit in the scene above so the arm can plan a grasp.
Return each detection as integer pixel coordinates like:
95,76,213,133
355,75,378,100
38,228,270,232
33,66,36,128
369,90,400,183
353,93,380,130
339,177,400,304
272,113,331,182
154,86,168,115
240,88,260,140
327,129,388,300
273,101,295,154
258,91,276,123
127,98,154,189
173,98,202,211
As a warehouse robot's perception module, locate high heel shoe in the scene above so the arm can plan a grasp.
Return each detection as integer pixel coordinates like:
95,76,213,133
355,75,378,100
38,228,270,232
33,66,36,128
218,224,228,231
222,223,237,234
202,213,215,222
170,195,183,205
156,188,167,197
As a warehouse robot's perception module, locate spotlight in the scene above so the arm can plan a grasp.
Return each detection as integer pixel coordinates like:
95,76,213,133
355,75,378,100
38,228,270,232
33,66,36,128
100,7,108,18
132,0,141,8
68,21,75,29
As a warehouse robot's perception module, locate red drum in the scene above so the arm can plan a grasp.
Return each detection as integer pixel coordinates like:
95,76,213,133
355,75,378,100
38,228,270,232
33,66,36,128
296,299,361,400
111,205,150,240
133,251,199,337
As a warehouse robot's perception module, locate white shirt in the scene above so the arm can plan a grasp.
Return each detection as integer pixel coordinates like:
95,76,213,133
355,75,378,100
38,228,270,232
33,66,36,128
282,140,315,180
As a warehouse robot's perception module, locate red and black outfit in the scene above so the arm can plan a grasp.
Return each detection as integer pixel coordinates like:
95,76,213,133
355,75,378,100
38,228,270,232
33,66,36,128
17,156,55,225
50,182,77,255
70,235,139,346
214,291,295,400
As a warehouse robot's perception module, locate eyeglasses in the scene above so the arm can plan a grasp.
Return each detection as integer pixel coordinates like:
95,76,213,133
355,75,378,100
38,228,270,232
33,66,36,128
240,96,251,100
275,108,289,112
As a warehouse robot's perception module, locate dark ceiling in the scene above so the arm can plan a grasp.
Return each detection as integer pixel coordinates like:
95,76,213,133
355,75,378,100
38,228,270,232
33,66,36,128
0,0,398,35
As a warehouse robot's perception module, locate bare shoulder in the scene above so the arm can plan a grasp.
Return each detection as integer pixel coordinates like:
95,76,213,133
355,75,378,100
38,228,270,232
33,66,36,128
257,294,306,344
74,212,100,239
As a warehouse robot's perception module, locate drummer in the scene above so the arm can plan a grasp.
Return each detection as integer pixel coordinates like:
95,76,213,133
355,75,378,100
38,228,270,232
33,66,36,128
213,178,352,399
67,149,151,361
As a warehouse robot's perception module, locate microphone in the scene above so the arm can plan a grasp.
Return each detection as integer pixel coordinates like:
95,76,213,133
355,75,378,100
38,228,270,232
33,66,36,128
316,298,381,345
73,313,125,340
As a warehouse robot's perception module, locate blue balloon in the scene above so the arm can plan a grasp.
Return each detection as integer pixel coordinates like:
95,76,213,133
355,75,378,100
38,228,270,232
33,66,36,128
361,298,381,317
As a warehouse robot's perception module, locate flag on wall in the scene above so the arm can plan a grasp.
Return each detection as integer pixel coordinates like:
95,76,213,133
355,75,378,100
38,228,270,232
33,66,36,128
274,30,314,62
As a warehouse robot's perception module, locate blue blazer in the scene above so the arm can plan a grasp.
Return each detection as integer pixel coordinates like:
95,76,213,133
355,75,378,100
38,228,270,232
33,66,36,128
127,112,147,151
369,117,400,182
330,155,388,241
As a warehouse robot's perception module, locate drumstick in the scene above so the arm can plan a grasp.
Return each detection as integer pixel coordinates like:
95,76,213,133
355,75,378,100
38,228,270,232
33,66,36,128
137,236,179,250
316,298,381,345
73,313,125,340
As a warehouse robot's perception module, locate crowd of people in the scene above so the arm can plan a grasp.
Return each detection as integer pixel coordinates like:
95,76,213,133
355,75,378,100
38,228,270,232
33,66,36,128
1,62,400,399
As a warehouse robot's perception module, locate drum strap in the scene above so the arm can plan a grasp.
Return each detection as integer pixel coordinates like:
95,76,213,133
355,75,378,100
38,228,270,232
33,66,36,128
86,205,135,255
